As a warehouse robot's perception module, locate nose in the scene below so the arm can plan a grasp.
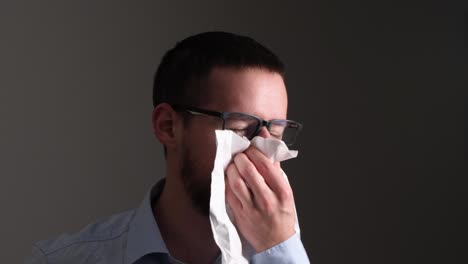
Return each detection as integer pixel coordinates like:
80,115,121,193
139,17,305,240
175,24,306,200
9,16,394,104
256,126,272,139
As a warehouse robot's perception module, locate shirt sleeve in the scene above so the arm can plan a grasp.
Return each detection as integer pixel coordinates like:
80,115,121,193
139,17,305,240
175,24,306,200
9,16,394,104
250,232,310,264
24,245,48,264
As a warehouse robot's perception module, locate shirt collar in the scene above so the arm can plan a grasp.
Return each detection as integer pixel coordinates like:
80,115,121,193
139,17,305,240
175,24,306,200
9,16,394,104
126,178,169,263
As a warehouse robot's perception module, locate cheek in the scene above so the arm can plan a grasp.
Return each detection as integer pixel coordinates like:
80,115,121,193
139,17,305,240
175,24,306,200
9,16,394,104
185,128,218,176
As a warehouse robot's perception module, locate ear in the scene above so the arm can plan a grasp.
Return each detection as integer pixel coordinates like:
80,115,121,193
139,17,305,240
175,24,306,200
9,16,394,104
152,103,179,150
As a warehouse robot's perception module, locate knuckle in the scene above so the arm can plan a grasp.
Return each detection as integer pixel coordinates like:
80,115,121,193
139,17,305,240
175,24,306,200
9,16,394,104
234,153,247,164
259,197,275,215
245,146,255,155
256,159,272,175
231,178,243,191
243,164,258,181
278,187,293,201
235,157,256,179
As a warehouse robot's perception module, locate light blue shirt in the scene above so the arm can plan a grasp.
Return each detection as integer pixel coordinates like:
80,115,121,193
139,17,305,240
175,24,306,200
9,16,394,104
26,179,310,263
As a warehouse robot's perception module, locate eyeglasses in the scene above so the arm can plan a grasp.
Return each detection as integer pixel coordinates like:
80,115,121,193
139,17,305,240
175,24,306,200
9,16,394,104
172,105,303,147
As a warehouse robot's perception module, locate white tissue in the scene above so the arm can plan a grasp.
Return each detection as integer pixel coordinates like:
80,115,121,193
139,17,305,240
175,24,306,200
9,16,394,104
209,130,300,264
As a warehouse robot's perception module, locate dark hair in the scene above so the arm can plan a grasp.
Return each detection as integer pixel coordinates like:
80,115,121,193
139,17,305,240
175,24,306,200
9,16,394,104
152,31,285,108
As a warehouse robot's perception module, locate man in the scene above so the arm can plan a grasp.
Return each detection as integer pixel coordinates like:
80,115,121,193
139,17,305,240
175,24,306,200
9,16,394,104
27,32,310,263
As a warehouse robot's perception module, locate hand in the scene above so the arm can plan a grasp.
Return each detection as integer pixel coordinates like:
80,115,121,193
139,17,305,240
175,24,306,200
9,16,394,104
225,145,296,252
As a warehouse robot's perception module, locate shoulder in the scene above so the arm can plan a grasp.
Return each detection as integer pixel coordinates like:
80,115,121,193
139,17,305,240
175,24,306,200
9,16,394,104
29,209,136,264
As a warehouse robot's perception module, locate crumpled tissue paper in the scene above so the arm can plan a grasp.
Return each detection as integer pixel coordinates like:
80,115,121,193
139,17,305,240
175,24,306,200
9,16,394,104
209,130,300,264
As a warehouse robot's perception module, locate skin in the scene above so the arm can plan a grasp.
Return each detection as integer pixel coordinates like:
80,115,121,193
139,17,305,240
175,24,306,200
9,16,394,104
152,67,296,263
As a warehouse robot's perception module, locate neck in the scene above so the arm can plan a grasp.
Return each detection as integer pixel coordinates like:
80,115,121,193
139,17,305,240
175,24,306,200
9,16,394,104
153,173,219,264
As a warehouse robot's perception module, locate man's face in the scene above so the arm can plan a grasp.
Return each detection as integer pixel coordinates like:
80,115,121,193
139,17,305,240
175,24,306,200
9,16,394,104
178,67,288,216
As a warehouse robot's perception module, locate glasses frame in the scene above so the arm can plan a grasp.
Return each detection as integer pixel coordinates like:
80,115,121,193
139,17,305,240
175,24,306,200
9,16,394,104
172,104,303,146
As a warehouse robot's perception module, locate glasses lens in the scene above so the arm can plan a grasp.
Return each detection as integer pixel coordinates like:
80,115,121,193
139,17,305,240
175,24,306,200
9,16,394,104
270,120,301,146
224,113,260,139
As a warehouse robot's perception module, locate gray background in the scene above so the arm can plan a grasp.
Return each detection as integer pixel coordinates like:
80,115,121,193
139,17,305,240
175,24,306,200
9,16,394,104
0,0,465,263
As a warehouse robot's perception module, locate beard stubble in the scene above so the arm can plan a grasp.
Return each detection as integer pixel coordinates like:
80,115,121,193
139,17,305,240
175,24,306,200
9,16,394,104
180,147,212,217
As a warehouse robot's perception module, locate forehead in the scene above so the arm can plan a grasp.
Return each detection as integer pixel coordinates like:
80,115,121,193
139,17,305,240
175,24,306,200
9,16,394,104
201,66,288,120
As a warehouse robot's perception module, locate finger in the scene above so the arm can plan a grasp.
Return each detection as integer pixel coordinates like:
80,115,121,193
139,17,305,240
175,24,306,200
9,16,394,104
226,163,253,208
274,161,281,168
233,153,270,197
244,146,289,195
225,176,243,211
